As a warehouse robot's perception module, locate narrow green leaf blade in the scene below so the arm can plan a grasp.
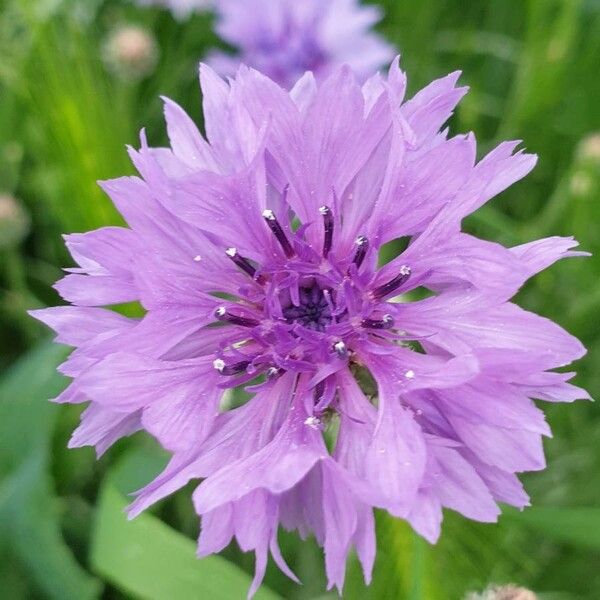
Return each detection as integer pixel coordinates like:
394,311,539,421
0,341,102,600
91,482,281,600
508,507,600,549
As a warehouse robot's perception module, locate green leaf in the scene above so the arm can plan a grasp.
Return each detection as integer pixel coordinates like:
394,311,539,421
0,341,102,600
91,455,281,600
344,512,443,600
507,507,600,550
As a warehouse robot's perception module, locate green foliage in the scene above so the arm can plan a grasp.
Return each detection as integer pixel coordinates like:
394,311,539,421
507,506,600,549
0,342,102,600
91,448,280,600
0,0,599,598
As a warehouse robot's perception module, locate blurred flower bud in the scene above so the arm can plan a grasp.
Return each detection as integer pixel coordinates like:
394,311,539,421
578,132,600,162
570,132,600,198
0,193,30,249
466,584,537,600
570,172,592,196
103,25,158,81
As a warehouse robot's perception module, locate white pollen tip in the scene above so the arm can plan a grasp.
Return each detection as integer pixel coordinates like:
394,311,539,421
193,255,202,262
262,209,275,220
355,235,367,246
405,370,415,379
225,247,237,257
334,341,347,355
383,314,393,322
213,359,226,372
215,306,227,317
318,205,330,215
400,265,411,275
304,416,321,429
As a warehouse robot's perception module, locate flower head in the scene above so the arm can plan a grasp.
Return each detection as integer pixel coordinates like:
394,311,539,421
103,25,158,81
32,59,589,597
466,585,538,600
208,0,394,88
0,193,29,249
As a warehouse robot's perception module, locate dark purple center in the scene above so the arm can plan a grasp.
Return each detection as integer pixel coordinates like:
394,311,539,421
282,285,332,331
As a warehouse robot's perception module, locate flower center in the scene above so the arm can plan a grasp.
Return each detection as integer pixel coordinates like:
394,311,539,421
282,284,332,331
212,202,412,387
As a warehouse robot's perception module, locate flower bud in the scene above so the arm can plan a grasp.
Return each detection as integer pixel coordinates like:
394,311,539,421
0,193,30,249
466,585,537,600
103,25,158,81
570,132,600,197
578,132,600,162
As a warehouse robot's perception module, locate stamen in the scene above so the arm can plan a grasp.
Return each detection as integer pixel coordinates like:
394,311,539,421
266,366,281,379
313,380,325,403
262,209,295,258
333,340,348,358
214,306,260,328
362,314,394,330
319,205,333,257
225,247,257,279
213,358,251,376
371,265,411,299
352,235,369,270
304,416,321,429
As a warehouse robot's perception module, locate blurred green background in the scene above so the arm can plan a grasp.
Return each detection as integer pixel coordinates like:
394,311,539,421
1,0,599,598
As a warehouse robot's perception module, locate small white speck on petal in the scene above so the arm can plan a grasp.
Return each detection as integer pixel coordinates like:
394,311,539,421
399,265,411,275
225,247,237,257
193,255,202,262
405,370,415,379
304,416,321,429
213,359,225,372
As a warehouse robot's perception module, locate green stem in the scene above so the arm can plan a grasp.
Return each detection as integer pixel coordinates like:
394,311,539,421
409,531,426,600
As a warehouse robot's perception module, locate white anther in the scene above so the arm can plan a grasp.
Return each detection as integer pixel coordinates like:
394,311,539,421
213,359,226,372
405,370,415,379
334,341,347,356
267,367,279,378
193,255,202,262
383,314,393,323
215,306,227,318
319,205,330,215
399,265,411,276
355,235,368,246
304,416,321,429
225,247,237,257
262,209,276,221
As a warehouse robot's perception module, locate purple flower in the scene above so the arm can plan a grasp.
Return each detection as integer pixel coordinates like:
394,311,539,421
208,0,394,88
32,59,589,597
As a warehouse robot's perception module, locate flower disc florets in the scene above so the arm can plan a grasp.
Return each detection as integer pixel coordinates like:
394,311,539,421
209,201,414,408
32,58,589,598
